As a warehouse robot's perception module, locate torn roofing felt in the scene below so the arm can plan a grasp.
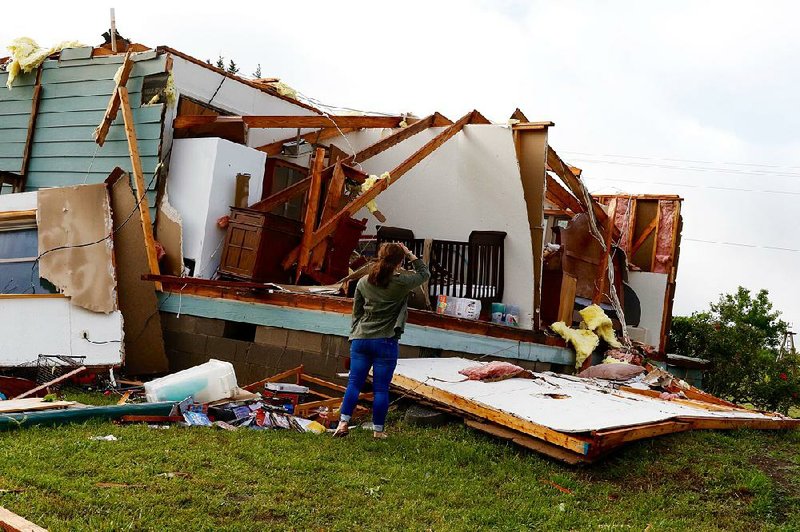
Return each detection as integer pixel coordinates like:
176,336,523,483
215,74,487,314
37,183,117,313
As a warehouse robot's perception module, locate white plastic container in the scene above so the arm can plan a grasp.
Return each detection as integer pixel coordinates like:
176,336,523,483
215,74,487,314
144,359,239,404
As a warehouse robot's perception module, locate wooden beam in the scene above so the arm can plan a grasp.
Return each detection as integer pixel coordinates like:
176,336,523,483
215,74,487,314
320,161,347,223
546,146,609,226
593,198,617,304
119,86,161,284
545,174,584,214
295,148,326,282
15,367,86,399
629,215,659,256
304,110,481,253
431,112,454,127
174,115,405,130
465,419,588,465
256,128,357,156
18,66,43,183
348,114,436,165
250,176,311,212
0,506,48,532
510,108,529,122
557,273,577,324
93,50,134,146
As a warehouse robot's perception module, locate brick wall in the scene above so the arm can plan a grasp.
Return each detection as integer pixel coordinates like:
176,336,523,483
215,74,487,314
160,312,558,384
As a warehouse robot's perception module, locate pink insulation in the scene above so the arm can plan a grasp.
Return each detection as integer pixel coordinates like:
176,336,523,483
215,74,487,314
458,361,528,381
653,200,677,273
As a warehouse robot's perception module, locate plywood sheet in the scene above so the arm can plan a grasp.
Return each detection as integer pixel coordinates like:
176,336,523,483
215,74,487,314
0,398,74,414
37,184,117,313
109,172,169,375
156,192,184,277
393,358,775,434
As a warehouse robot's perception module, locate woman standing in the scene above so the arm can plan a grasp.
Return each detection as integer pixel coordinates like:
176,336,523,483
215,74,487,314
334,242,430,439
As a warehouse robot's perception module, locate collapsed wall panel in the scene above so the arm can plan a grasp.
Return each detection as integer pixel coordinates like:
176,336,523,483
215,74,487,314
37,183,117,313
109,171,169,375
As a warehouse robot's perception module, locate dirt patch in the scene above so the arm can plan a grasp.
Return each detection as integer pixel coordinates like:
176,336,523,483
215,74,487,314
749,455,798,495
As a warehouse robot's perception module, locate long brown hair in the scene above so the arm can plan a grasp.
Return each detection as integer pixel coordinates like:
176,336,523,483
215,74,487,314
368,243,406,288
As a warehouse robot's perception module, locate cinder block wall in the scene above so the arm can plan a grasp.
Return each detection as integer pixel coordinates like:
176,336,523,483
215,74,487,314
160,312,556,383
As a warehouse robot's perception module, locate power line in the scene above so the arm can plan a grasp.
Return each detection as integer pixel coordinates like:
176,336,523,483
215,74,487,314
683,237,800,254
568,157,800,180
563,150,800,173
583,175,800,197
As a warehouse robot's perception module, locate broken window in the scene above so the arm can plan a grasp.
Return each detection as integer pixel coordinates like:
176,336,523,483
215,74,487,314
141,72,170,106
267,161,308,222
0,225,55,295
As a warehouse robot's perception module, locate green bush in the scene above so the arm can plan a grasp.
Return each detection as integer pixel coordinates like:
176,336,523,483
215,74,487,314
669,287,798,413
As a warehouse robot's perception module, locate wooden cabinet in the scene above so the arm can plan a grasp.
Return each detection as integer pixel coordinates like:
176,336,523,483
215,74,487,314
218,208,302,283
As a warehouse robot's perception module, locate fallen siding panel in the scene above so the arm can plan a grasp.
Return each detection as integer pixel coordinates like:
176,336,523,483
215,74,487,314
37,184,117,313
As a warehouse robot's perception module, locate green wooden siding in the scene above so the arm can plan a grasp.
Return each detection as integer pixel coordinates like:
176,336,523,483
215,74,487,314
0,52,167,204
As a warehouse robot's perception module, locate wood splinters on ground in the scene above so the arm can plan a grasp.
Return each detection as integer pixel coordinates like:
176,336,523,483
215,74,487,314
541,478,573,494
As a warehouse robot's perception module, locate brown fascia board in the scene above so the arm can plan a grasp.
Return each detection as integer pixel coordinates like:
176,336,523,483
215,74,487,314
156,45,322,114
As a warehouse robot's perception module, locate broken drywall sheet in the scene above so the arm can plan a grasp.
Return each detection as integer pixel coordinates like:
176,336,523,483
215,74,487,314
109,172,169,375
37,184,117,313
156,190,184,277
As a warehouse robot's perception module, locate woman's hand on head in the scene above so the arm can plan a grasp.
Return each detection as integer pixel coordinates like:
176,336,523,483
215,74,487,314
397,243,412,256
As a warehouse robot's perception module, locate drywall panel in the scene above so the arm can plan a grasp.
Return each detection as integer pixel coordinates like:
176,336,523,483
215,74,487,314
329,125,536,328
0,296,122,366
394,357,774,434
109,174,169,375
37,184,117,313
627,271,668,348
166,138,265,277
168,55,318,148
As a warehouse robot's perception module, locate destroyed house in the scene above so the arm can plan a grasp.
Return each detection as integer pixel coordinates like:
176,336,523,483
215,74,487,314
0,40,684,382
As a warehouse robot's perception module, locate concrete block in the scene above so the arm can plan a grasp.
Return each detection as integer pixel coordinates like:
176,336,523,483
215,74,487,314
235,342,252,363
194,316,227,337
301,351,339,380
165,350,194,372
160,313,197,333
164,330,208,356
205,336,242,362
533,362,553,373
399,344,421,359
254,326,288,347
287,330,326,354
326,335,351,357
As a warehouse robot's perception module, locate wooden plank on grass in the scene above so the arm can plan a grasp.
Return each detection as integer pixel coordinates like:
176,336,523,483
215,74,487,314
0,506,48,532
464,419,589,465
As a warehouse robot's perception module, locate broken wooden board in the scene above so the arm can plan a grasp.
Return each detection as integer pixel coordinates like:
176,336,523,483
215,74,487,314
391,358,800,463
0,398,74,414
0,506,47,532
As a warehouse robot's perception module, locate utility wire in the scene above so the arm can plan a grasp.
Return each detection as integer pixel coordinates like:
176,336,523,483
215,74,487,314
563,150,800,173
583,175,800,197
683,238,800,254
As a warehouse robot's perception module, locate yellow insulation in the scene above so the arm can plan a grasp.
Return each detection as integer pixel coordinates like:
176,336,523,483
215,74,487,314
578,304,622,348
360,172,391,216
551,321,599,369
6,37,84,89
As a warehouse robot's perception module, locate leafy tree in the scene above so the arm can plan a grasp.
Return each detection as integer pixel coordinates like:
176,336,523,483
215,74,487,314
669,287,797,413
252,63,262,78
227,60,239,75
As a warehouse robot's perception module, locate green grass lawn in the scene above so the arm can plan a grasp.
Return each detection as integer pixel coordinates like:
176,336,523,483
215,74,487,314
1,396,799,531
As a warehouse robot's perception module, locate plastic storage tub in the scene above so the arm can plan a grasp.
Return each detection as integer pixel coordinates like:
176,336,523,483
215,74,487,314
144,359,239,404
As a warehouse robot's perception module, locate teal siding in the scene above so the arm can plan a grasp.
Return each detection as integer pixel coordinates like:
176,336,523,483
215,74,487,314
159,294,576,366
0,52,168,212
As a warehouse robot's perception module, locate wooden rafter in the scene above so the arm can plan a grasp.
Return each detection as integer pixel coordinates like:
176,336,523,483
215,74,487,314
546,146,610,227
545,174,584,214
630,215,659,256
250,175,312,212
510,108,529,122
173,115,406,130
256,127,358,156
280,111,485,269
93,50,135,146
295,148,326,282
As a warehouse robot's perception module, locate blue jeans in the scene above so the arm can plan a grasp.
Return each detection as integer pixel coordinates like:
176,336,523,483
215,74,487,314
340,338,399,432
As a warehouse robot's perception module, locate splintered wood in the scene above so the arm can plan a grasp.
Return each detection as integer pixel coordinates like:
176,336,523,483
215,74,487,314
391,357,800,464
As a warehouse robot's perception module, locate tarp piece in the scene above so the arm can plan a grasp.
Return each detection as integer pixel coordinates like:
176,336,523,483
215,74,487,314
108,170,169,375
391,357,800,463
0,402,175,431
37,184,117,313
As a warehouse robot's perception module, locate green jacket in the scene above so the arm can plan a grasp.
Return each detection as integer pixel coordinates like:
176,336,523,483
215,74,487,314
350,259,431,341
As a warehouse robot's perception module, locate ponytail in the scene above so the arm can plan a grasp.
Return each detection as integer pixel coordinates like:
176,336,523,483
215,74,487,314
368,243,406,288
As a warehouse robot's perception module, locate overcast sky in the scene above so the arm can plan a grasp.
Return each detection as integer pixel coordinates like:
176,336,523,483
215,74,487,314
4,0,799,331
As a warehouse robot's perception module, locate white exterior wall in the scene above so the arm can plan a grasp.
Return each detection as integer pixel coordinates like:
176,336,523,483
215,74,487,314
168,55,319,148
627,271,668,348
330,125,536,328
0,192,123,366
166,138,266,277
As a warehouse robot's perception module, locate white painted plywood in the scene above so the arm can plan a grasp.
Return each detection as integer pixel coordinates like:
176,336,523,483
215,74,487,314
0,297,123,366
0,191,37,211
393,358,774,433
